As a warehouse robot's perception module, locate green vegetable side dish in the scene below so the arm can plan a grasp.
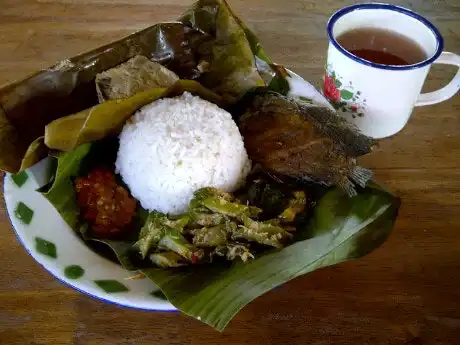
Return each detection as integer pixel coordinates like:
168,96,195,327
0,0,401,333
133,186,303,266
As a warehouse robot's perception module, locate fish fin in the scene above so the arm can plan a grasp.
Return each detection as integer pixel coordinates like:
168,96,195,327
349,166,373,188
338,178,358,198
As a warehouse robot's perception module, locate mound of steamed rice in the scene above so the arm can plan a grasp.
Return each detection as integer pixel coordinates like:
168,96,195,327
115,92,251,215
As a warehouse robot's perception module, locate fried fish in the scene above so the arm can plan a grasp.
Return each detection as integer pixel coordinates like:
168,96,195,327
239,92,377,196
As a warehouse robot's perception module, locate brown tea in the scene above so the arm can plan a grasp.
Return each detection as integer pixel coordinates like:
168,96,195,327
336,28,427,65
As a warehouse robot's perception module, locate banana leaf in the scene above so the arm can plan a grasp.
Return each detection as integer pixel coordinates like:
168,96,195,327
140,186,399,331
0,0,283,173
44,80,222,152
40,139,400,331
0,107,23,173
181,0,270,102
38,143,92,229
19,137,49,172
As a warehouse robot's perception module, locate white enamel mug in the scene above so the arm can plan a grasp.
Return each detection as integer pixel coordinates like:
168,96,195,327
323,3,460,139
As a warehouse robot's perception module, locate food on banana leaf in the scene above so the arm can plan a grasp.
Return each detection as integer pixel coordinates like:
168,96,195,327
74,166,137,238
0,0,401,333
279,191,307,223
213,242,254,262
95,55,179,102
120,186,306,267
157,227,205,264
192,224,230,247
134,211,190,258
149,251,187,268
232,215,293,248
247,178,293,219
189,211,227,227
239,92,378,196
58,83,380,267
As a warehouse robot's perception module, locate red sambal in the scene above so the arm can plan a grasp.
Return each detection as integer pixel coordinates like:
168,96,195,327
75,167,136,238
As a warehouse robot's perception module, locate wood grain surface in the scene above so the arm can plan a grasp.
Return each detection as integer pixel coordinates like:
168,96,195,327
1,0,459,344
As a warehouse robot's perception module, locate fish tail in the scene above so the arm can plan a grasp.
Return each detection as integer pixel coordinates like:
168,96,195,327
349,166,373,188
338,166,372,197
338,178,358,198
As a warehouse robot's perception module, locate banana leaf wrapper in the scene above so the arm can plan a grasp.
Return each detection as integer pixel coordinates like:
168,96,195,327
0,0,281,173
44,80,223,152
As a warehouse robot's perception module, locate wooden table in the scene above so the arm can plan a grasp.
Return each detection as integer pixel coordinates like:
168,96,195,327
0,1,459,344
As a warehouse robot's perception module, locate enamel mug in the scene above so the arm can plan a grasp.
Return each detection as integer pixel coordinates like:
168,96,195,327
324,3,460,139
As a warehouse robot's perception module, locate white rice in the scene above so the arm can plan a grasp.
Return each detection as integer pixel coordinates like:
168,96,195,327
115,92,251,215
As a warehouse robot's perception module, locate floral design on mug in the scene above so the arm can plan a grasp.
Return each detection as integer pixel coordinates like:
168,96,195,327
323,74,341,102
323,67,367,118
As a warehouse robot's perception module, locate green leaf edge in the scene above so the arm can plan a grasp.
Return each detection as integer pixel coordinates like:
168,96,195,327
140,186,400,331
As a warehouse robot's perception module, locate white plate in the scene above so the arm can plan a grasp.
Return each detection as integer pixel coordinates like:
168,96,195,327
3,70,332,311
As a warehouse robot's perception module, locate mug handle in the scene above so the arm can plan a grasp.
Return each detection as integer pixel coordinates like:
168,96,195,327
415,51,460,106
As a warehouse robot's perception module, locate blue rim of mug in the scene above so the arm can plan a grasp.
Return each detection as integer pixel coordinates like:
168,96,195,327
327,2,444,70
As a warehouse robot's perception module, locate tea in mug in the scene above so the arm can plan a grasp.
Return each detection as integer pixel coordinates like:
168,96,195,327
336,27,427,65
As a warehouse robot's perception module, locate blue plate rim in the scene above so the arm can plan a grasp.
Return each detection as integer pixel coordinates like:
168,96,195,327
327,2,444,71
3,173,178,313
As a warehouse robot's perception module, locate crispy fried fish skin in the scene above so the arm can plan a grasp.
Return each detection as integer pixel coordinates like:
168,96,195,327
239,93,377,196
